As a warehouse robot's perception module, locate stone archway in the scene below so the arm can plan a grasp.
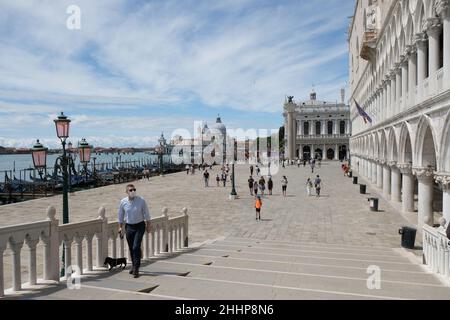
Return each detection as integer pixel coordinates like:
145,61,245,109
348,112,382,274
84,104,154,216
327,148,335,160
314,148,323,160
303,146,311,160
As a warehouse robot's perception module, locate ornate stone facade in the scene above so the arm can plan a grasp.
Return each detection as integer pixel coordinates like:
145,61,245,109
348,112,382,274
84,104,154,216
349,0,450,227
283,90,351,161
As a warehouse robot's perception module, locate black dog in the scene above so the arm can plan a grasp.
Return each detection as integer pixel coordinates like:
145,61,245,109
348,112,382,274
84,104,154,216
103,257,127,271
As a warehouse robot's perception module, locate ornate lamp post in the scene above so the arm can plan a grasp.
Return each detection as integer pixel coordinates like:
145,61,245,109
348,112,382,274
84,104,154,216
31,140,48,180
54,112,71,225
230,138,238,199
156,133,167,176
78,138,92,181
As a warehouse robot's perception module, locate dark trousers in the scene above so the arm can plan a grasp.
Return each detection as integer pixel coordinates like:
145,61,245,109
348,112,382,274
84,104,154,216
125,221,146,270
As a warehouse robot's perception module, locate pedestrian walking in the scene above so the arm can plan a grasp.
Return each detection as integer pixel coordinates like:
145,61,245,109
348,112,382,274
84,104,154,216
297,159,301,168
256,165,261,176
267,176,273,195
203,170,210,187
250,165,254,176
311,161,315,173
281,176,288,197
118,184,151,278
253,180,259,197
248,176,254,195
306,178,313,196
259,177,266,196
222,172,227,187
185,164,190,175
216,174,220,187
255,196,262,220
314,175,322,197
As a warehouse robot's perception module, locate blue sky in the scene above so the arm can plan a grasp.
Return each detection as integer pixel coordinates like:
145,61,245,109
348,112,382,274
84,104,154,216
0,0,354,148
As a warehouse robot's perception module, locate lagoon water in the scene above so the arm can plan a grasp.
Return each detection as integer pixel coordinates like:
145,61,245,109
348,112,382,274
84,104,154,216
0,152,168,180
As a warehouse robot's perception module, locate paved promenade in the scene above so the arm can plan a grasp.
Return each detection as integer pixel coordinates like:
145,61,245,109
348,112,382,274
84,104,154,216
1,161,434,298
0,161,416,247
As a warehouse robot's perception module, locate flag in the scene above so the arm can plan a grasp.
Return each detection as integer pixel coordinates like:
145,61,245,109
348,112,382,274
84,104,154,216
354,99,372,124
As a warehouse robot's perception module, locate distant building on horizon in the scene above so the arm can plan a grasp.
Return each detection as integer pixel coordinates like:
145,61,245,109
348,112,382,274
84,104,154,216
283,89,351,161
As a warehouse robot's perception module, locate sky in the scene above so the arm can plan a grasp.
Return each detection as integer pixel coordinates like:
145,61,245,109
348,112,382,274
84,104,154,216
0,0,354,148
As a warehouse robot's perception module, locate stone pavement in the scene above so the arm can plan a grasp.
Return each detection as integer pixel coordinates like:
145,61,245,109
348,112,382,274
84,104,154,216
1,161,443,299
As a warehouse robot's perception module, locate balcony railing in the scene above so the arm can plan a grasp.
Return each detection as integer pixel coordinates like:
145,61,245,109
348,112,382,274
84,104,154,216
423,224,450,281
297,134,351,140
0,206,189,297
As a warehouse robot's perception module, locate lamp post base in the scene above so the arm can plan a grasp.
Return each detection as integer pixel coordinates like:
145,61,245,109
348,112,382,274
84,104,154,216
229,194,238,200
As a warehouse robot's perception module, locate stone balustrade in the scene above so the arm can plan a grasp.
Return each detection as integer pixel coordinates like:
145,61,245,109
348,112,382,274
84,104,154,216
0,206,189,297
423,222,450,280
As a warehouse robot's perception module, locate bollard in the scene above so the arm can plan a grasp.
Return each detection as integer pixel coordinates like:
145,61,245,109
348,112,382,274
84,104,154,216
353,176,358,185
368,197,379,211
359,184,366,194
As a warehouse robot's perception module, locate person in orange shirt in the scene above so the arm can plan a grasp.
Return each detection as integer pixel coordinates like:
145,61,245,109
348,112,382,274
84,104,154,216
255,195,262,221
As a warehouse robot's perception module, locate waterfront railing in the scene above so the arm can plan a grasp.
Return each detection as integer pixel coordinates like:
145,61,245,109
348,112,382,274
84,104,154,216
0,206,188,297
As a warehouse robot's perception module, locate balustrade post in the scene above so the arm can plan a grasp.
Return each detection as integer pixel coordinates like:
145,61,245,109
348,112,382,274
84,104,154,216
183,208,189,247
46,206,60,281
96,207,108,268
151,230,156,256
111,235,117,259
74,235,84,275
86,234,94,272
9,239,24,291
143,232,149,259
25,237,39,286
63,239,72,279
0,244,5,297
162,208,169,252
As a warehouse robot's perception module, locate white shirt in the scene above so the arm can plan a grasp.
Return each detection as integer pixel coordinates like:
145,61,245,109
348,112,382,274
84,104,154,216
118,196,151,225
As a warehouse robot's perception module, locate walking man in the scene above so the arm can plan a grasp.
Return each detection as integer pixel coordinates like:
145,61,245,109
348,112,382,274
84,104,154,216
203,170,210,187
267,176,273,195
118,184,151,278
250,165,254,176
281,176,288,197
314,175,322,197
248,176,254,195
306,178,313,196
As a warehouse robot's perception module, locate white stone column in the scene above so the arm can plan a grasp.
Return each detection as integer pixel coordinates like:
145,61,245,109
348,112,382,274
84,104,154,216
335,144,339,161
286,104,296,160
25,238,39,286
408,46,417,106
390,71,397,116
398,164,415,212
401,58,408,111
371,160,377,184
416,34,427,102
438,2,450,90
377,162,383,189
386,78,392,118
414,167,435,227
383,163,391,198
0,245,5,297
390,163,401,202
395,67,402,115
436,174,450,222
427,19,442,95
9,240,24,291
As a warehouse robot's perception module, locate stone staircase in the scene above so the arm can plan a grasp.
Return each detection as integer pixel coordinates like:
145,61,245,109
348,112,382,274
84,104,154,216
5,236,450,300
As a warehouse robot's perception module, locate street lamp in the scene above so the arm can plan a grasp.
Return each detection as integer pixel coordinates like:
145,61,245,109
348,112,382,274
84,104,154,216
230,138,238,199
156,132,167,176
31,139,48,179
54,112,71,225
78,138,92,181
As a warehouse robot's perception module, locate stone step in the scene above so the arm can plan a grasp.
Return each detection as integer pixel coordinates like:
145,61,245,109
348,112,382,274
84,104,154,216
2,281,178,300
218,238,402,256
141,259,450,300
191,247,423,272
224,236,398,252
207,242,408,263
161,253,439,285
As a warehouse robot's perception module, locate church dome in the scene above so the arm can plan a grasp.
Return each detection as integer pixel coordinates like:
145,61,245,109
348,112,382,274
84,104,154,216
213,115,226,136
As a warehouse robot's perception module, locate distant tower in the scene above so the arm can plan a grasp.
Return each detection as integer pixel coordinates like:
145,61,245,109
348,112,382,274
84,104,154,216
310,89,317,101
341,88,345,104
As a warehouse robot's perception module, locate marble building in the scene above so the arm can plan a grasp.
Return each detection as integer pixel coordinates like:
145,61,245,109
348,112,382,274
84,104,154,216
348,0,450,227
283,90,351,161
